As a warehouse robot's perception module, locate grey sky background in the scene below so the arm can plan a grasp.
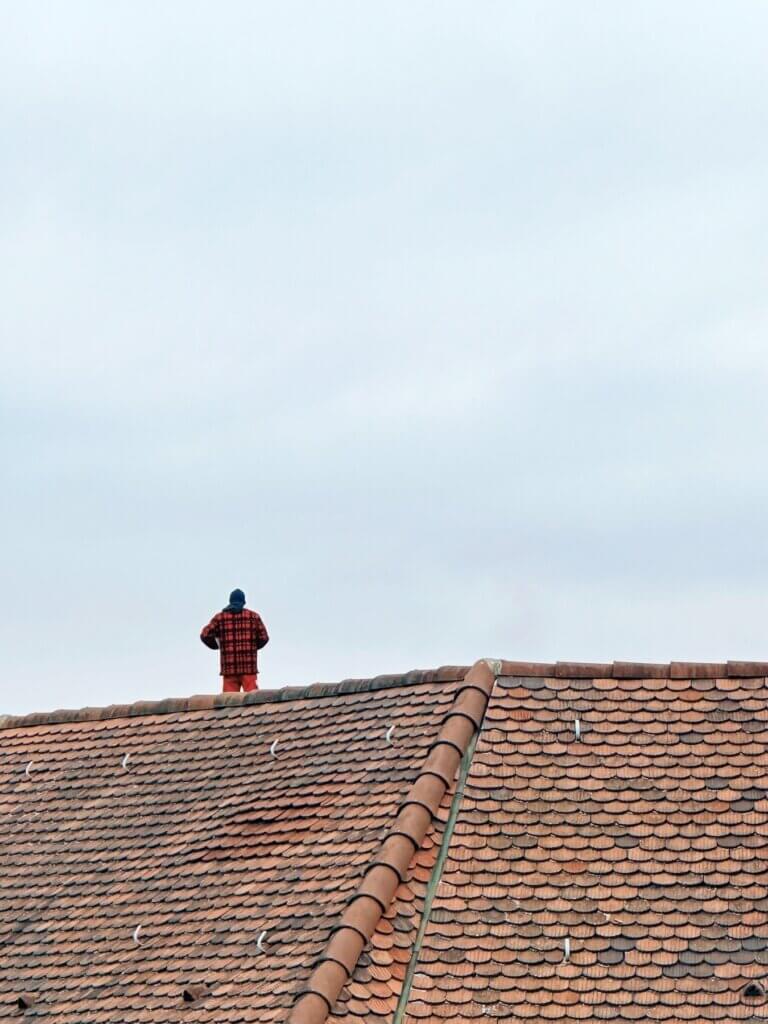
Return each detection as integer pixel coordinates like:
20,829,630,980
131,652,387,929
2,3,768,717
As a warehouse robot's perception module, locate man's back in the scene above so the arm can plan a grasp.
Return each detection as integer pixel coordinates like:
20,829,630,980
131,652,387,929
201,590,269,691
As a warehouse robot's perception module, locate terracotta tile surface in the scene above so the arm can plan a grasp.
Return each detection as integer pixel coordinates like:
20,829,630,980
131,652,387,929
289,660,496,1024
325,753,459,1024
405,669,768,1023
0,668,468,1022
4,660,768,1024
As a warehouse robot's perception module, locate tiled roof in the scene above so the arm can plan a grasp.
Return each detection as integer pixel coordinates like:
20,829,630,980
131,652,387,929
0,667,470,1022
2,660,768,1023
404,662,768,1023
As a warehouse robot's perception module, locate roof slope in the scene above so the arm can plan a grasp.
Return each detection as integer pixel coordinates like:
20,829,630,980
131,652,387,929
3,660,768,1024
404,663,768,1023
0,668,469,1022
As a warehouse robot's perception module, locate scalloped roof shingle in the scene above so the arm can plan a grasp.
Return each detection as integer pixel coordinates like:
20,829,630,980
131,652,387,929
2,660,768,1023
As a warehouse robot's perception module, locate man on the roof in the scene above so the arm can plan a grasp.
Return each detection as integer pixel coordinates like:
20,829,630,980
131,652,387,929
200,588,269,692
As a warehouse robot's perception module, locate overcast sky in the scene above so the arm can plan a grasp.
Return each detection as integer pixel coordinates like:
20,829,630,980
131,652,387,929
2,2,768,716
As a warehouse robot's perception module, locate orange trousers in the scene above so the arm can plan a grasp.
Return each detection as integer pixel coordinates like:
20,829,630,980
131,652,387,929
222,674,258,693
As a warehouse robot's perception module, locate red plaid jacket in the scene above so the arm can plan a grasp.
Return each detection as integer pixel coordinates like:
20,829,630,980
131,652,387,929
200,609,269,676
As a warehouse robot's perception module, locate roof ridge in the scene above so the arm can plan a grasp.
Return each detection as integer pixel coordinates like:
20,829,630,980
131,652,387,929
5,659,765,731
0,665,470,731
287,658,498,1024
499,660,768,679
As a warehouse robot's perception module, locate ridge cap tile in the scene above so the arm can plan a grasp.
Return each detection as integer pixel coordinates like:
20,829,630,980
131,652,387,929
8,659,768,730
0,664,469,731
497,660,768,680
288,659,497,1024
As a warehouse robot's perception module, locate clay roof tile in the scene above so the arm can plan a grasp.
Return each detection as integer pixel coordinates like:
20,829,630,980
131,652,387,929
4,656,767,1024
